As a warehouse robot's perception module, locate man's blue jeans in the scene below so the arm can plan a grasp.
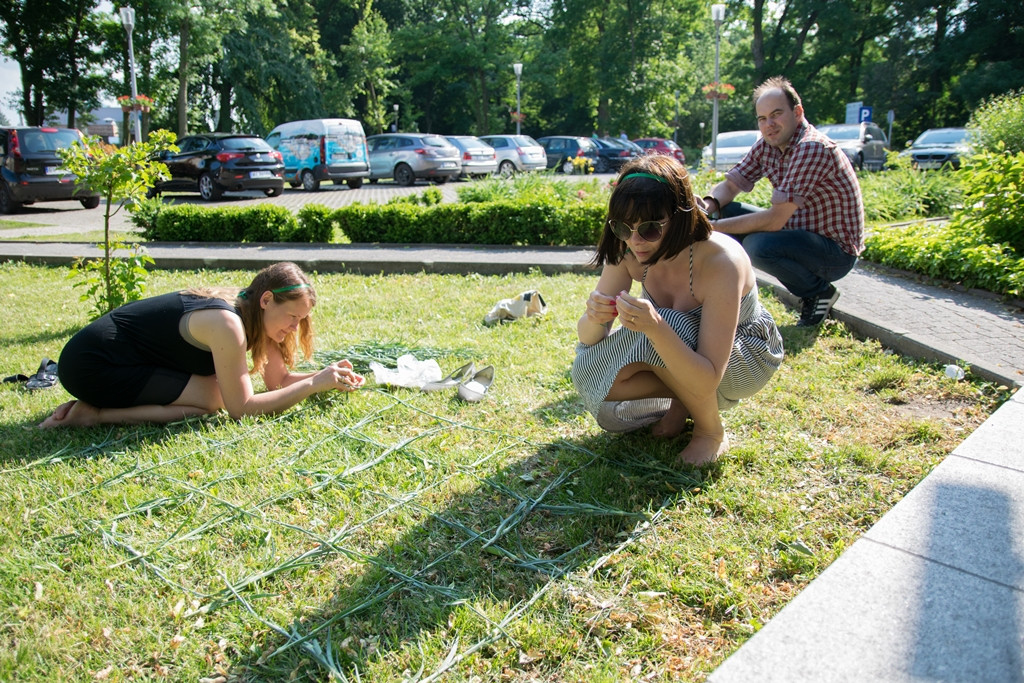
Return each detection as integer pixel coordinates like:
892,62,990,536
720,201,857,299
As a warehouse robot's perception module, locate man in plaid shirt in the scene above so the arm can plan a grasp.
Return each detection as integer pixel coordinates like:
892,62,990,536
702,76,864,326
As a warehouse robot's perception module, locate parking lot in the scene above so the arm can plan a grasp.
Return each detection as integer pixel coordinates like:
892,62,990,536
0,173,614,239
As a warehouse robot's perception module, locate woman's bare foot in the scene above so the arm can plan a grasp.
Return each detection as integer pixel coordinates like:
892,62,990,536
651,399,690,438
39,400,100,428
675,431,729,467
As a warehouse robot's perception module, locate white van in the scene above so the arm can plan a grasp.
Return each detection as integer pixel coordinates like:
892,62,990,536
265,118,370,191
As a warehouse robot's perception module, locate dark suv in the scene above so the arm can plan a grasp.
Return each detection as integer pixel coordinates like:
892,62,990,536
0,126,101,213
536,136,600,173
149,133,285,201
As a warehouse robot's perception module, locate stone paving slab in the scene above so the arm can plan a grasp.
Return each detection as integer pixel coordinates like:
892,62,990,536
708,389,1024,683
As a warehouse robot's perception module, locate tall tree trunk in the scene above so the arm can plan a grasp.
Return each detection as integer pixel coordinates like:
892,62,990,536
177,18,190,137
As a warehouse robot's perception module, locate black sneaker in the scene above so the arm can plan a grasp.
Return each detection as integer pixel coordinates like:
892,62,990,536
797,285,840,326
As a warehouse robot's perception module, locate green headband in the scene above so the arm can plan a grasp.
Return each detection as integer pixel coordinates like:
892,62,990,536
238,283,311,299
621,172,668,184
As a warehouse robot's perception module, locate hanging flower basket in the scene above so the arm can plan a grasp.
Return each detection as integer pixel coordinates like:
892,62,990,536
118,94,154,113
703,82,735,100
510,111,525,123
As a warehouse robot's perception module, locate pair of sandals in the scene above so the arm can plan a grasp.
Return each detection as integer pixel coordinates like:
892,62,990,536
421,362,494,402
3,357,59,390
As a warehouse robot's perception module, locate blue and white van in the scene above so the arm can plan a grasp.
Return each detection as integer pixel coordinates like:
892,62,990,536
265,118,370,191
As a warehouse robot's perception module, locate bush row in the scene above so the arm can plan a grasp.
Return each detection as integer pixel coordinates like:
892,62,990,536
138,197,607,246
864,150,1024,298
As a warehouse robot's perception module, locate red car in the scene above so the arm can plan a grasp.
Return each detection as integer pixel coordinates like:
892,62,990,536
632,137,686,164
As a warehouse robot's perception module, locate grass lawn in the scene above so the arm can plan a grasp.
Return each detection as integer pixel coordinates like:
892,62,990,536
0,261,1008,681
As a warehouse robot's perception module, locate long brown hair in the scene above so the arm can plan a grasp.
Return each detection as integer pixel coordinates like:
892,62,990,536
192,262,315,374
592,155,712,267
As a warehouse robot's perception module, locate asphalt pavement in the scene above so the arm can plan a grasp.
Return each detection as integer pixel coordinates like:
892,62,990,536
2,192,1023,681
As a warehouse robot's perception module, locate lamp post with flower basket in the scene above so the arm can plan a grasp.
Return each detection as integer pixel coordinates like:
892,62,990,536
710,3,726,169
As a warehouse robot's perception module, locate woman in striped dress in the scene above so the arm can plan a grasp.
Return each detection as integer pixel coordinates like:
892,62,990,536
571,156,783,466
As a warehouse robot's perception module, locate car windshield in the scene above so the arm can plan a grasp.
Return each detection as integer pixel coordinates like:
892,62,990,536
915,129,968,145
718,131,760,146
19,129,81,153
221,137,272,151
513,135,540,147
819,126,860,140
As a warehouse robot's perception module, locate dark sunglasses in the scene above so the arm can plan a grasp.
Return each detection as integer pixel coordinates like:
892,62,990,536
607,218,668,242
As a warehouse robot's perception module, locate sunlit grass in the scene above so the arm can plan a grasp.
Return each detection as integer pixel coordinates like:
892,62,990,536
0,261,1008,681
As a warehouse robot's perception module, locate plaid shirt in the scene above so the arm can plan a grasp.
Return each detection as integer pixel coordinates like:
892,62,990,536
727,122,865,256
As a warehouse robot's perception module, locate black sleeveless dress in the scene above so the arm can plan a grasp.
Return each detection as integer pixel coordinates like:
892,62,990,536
57,292,239,408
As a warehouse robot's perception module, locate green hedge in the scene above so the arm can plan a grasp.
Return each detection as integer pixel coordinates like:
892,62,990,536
328,200,605,246
136,197,605,246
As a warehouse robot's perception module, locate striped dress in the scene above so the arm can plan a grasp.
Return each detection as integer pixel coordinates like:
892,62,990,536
571,270,784,432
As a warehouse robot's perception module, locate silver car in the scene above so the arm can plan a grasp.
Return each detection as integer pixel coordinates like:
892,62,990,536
366,133,461,185
445,135,498,178
702,129,761,171
816,122,890,171
478,134,547,176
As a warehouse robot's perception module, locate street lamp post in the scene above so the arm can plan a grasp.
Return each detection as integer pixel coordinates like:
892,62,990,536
711,3,725,171
513,62,523,136
119,6,142,144
392,103,399,132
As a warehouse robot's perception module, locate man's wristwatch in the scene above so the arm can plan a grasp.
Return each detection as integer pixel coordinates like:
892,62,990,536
702,195,721,218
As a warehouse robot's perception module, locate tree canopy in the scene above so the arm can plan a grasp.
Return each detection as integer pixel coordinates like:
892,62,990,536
2,0,1020,151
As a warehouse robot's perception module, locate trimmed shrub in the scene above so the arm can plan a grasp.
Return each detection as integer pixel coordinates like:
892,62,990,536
969,89,1024,154
149,203,298,242
292,204,336,242
332,199,604,246
952,150,1024,254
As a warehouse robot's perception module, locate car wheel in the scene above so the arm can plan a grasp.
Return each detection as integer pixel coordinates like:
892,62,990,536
394,163,415,186
0,182,20,214
595,158,609,174
498,160,516,177
560,158,574,174
369,178,378,184
301,169,320,192
855,153,864,171
198,173,223,201
265,186,283,197
80,196,101,209
431,176,449,184
145,186,161,199
288,181,300,188
346,178,364,189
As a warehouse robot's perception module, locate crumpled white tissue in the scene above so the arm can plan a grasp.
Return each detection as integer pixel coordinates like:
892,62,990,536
370,354,443,389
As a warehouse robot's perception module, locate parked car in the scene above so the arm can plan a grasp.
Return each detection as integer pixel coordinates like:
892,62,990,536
632,137,686,164
366,133,461,185
536,135,600,173
899,127,972,170
701,129,761,171
265,118,369,191
445,135,498,178
816,122,889,171
477,134,547,175
0,126,101,213
592,137,641,173
149,133,285,200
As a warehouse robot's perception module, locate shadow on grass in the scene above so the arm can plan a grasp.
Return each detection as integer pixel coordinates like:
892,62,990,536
0,411,219,467
221,413,716,680
3,324,83,348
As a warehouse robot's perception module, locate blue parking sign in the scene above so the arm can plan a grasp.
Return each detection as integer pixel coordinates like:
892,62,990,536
859,106,873,122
